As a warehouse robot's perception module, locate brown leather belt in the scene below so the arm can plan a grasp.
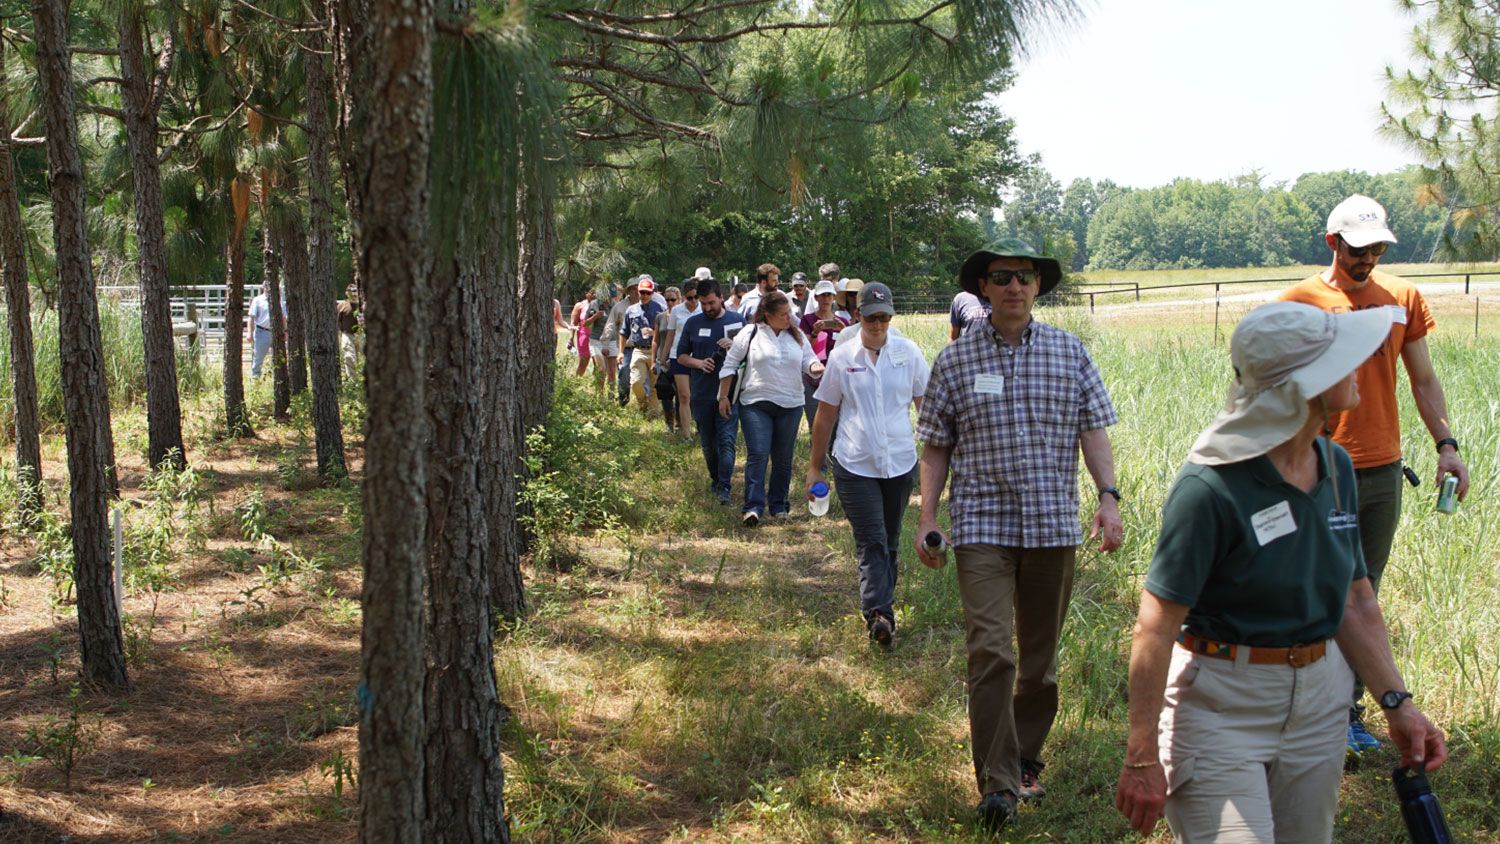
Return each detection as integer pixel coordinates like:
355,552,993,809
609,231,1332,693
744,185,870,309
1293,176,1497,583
1177,632,1327,668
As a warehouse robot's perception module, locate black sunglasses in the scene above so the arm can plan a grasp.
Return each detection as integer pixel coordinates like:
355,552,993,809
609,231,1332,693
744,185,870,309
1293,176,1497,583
984,269,1038,286
1341,237,1388,258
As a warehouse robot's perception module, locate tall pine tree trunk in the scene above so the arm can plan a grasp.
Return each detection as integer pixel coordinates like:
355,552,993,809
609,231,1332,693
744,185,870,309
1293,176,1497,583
304,27,346,479
423,246,509,842
349,0,432,838
277,180,310,397
32,0,127,688
224,177,253,437
263,207,291,420
119,4,186,469
0,43,42,515
510,187,556,563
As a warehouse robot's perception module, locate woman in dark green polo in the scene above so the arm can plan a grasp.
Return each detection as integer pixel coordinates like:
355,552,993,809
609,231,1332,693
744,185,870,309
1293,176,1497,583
1114,302,1448,842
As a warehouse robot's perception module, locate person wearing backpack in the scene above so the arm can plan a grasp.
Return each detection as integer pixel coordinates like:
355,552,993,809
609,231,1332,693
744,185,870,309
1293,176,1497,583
718,290,823,527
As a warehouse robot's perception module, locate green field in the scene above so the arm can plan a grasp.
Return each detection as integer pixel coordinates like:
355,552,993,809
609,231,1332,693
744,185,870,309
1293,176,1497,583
498,307,1500,841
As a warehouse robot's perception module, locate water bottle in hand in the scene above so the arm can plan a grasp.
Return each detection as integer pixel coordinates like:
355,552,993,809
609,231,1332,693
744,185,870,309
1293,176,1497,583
1393,767,1454,844
808,481,830,516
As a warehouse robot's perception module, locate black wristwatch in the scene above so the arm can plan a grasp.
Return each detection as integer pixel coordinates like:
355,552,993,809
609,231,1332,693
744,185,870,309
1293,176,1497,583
1379,690,1414,710
1098,486,1121,503
1436,437,1459,454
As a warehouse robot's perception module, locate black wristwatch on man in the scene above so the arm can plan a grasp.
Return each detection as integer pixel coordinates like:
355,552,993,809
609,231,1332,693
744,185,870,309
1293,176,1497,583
1098,486,1121,503
1379,690,1414,711
1436,437,1459,454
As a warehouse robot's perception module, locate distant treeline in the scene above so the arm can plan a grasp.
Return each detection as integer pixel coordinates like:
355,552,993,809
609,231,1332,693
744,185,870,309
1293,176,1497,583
998,165,1455,273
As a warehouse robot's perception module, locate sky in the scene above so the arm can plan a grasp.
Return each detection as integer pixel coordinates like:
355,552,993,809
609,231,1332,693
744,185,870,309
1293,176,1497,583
994,0,1427,189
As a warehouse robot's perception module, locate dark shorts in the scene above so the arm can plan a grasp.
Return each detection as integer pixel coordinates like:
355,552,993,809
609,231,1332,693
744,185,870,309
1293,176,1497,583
669,361,692,377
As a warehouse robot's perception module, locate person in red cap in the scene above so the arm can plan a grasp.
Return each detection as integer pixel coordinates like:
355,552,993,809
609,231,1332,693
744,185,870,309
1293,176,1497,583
623,276,667,413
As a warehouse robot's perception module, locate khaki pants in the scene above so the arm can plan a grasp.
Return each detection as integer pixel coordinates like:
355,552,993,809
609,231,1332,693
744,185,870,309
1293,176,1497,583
953,544,1076,797
340,331,364,380
628,350,654,410
1160,642,1351,843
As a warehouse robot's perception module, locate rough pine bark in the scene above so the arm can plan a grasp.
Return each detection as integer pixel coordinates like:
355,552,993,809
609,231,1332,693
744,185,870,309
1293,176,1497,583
32,0,128,688
332,0,368,308
510,188,556,560
485,243,524,622
423,249,509,842
276,186,310,397
350,0,432,838
224,178,253,437
263,216,291,419
119,4,186,469
304,29,347,479
0,57,42,514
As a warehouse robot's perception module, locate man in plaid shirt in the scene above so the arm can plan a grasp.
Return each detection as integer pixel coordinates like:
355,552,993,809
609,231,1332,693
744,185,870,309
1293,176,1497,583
915,238,1124,831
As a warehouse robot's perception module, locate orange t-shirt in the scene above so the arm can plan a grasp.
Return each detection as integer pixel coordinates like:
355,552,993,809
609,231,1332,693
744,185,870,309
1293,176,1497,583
1278,270,1435,468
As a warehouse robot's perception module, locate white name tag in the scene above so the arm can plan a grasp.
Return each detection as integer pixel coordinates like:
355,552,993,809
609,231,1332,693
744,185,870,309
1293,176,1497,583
1328,510,1358,532
1251,500,1297,546
1387,304,1407,325
974,374,1004,395
698,328,713,337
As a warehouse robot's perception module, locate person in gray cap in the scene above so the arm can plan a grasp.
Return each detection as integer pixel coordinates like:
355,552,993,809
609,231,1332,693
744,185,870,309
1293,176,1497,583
807,282,929,649
1115,301,1446,841
789,271,811,314
914,237,1123,829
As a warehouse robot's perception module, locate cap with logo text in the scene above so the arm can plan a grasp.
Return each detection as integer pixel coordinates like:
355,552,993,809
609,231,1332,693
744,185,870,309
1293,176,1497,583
1326,194,1397,249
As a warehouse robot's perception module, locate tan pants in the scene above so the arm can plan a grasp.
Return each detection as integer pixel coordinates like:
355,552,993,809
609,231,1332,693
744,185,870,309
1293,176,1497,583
628,350,654,410
340,331,364,380
1160,642,1351,843
953,544,1076,797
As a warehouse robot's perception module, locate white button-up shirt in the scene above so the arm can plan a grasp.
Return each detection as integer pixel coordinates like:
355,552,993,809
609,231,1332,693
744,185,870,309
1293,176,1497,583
720,323,818,409
814,334,930,478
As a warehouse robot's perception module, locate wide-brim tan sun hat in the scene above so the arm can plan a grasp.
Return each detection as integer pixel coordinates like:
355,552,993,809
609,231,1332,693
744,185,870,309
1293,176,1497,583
1188,302,1393,465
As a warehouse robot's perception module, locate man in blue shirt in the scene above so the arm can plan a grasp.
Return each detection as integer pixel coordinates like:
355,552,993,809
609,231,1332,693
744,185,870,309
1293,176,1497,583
676,278,746,505
623,277,666,412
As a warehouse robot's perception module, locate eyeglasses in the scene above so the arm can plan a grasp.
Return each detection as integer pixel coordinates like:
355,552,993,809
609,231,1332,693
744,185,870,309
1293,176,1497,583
685,296,697,302
1341,238,1388,258
863,313,892,323
984,269,1038,287
666,297,679,303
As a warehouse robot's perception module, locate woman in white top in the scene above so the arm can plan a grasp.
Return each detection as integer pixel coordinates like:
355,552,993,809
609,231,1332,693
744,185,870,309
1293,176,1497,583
806,282,930,648
718,290,823,526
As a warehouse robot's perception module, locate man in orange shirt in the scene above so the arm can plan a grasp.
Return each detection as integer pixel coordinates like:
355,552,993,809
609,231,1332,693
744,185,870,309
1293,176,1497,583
1280,194,1470,755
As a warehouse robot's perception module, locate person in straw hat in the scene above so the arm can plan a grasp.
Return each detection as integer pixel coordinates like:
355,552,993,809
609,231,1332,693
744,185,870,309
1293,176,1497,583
1114,301,1447,842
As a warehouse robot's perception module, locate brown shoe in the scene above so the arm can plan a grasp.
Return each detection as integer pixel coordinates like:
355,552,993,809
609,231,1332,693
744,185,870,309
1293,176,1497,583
1018,759,1046,802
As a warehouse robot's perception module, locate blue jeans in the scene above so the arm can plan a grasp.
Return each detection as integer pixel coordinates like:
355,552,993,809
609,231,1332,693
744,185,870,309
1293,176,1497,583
834,463,914,624
739,400,801,517
252,325,272,379
692,400,739,498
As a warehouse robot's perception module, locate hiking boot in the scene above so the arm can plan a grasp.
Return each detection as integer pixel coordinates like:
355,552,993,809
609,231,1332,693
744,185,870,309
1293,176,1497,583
1347,717,1381,754
716,491,731,506
975,790,1016,831
742,511,760,528
1018,758,1046,802
867,615,894,650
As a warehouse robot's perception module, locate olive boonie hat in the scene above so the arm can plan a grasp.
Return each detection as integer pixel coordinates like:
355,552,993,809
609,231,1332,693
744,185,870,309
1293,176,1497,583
959,238,1062,297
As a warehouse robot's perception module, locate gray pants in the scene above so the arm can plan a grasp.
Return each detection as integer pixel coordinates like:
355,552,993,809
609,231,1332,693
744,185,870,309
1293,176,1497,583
833,463,913,625
1351,460,1403,707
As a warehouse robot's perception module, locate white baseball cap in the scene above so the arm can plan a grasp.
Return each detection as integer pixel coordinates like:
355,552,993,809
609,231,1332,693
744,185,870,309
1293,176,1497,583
812,279,837,296
694,266,712,281
1326,194,1397,248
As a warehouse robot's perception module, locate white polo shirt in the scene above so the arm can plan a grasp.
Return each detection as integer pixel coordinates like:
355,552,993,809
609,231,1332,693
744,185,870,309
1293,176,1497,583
667,301,699,331
814,334,929,479
719,324,818,409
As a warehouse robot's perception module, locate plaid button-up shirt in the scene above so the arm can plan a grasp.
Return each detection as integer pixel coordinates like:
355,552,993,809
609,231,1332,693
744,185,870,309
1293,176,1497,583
916,319,1117,548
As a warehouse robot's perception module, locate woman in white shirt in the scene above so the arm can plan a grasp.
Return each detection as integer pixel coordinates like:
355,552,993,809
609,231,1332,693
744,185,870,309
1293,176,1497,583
805,282,930,648
718,290,823,527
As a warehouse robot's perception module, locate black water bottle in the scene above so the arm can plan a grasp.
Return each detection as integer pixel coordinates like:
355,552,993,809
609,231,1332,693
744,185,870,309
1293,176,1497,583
1392,766,1453,844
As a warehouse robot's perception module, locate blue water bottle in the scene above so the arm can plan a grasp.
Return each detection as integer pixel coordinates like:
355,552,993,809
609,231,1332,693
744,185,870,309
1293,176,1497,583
1392,767,1453,844
807,481,831,517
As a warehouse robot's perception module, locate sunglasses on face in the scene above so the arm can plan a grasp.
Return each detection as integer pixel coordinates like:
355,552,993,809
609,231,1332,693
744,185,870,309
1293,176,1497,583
1341,238,1388,258
666,297,679,303
984,269,1038,287
686,295,697,302
863,313,893,323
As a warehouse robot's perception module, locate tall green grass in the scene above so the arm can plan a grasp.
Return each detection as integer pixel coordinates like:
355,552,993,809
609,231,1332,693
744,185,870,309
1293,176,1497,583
0,302,215,440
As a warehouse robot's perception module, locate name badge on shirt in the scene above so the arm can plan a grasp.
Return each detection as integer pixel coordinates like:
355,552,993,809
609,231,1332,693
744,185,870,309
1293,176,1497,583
846,366,868,373
1251,500,1297,546
1386,304,1407,325
974,374,1004,395
1327,510,1358,532
698,328,713,337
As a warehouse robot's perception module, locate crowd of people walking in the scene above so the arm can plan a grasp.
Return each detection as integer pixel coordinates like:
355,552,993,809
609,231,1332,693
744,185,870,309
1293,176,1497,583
554,194,1466,840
